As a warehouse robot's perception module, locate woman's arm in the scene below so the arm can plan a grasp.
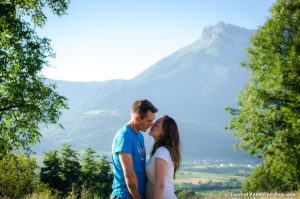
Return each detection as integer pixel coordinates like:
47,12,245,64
154,157,168,199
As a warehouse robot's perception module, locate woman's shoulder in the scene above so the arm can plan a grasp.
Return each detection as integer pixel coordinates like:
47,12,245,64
156,146,169,153
155,146,171,160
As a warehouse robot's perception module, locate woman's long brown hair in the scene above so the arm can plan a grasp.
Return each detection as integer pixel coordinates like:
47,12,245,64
150,115,181,179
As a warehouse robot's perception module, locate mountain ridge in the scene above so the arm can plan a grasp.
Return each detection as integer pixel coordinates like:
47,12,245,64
37,22,256,161
131,22,254,84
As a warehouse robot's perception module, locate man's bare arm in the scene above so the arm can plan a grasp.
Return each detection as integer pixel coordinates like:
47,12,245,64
119,152,141,199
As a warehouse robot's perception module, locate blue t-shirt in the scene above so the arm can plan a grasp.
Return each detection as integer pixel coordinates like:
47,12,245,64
112,124,146,199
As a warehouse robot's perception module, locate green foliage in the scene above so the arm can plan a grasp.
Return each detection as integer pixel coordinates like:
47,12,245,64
82,148,99,187
40,144,113,198
60,143,81,195
78,186,102,199
24,190,59,199
40,144,81,196
242,158,299,192
227,0,300,192
0,0,70,28
81,148,113,198
175,188,196,199
40,150,63,193
0,153,38,198
0,0,70,156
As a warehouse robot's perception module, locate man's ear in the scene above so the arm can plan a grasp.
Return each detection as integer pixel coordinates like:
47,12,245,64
134,114,140,122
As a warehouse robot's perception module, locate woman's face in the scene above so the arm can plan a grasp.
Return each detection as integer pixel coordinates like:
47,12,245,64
149,117,164,140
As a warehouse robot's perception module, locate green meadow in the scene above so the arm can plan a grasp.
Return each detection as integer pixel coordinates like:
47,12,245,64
175,160,257,193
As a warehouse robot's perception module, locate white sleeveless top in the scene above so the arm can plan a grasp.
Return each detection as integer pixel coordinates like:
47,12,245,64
145,146,177,199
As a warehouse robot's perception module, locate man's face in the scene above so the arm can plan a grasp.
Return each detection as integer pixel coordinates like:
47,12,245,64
138,110,155,132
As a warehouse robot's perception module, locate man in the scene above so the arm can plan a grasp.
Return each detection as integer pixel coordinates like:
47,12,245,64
111,99,158,199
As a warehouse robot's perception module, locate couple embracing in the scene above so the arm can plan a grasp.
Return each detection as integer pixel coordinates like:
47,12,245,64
111,99,181,199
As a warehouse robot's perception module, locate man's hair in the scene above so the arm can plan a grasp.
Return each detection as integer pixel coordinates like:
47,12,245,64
131,99,158,119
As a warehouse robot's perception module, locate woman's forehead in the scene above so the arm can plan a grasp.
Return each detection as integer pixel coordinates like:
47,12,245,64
157,116,165,122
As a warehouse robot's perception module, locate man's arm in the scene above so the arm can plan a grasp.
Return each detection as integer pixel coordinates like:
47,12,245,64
119,152,141,199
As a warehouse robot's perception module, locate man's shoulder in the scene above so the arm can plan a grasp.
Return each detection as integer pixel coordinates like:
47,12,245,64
117,124,134,137
113,124,137,144
112,124,135,154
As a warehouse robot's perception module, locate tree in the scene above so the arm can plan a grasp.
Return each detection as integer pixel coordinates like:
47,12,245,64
81,148,113,198
60,143,81,195
95,156,113,198
40,145,81,196
0,0,70,156
40,150,63,193
81,148,100,192
40,145,113,198
0,154,38,198
227,0,300,192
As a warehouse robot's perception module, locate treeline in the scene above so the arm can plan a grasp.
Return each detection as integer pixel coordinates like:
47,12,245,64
0,144,113,198
176,178,242,192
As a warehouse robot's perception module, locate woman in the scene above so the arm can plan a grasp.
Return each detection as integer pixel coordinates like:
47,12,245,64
145,115,181,199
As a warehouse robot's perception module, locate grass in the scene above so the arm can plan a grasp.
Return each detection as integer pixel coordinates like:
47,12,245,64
175,162,251,186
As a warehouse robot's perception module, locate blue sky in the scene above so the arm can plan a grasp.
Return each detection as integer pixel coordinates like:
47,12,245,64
40,0,276,82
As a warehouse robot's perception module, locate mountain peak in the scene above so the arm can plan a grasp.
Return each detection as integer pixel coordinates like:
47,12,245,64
132,22,255,83
200,22,254,43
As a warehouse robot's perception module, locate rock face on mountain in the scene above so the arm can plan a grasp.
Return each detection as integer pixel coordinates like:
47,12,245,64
36,22,257,161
